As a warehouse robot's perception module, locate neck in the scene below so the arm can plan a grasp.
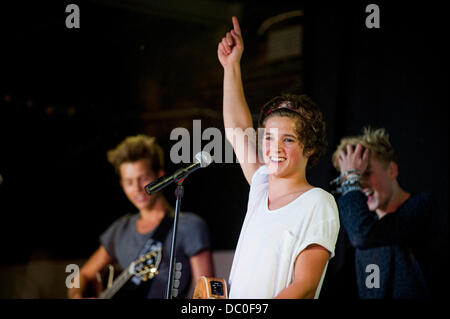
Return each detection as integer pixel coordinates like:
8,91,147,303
268,170,311,198
139,195,170,223
376,182,410,219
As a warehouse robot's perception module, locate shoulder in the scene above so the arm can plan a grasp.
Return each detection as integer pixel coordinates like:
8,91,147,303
409,192,433,205
104,213,137,233
178,212,211,254
99,213,138,256
304,188,337,205
250,165,269,185
402,191,434,213
179,212,209,229
113,212,136,226
302,188,339,221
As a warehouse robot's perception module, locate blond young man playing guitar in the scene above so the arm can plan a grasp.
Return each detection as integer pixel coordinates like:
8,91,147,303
68,135,213,299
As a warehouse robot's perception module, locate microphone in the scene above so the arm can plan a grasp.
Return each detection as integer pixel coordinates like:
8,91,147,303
144,151,212,195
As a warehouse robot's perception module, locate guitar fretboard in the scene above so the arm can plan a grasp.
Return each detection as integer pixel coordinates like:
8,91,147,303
98,269,133,299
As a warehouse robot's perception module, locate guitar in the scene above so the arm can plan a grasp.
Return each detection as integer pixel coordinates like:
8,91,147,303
193,276,228,299
98,244,162,299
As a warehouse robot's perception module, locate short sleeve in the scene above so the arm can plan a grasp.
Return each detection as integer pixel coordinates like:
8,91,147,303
250,165,269,187
297,193,340,259
248,165,269,202
300,219,340,258
99,214,132,259
180,213,211,258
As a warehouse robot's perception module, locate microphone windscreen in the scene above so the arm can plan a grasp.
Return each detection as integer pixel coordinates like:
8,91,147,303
194,151,212,168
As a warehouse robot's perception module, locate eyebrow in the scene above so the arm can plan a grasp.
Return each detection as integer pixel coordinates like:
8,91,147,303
265,132,297,138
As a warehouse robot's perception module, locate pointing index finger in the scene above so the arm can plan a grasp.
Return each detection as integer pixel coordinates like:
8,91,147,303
232,16,241,35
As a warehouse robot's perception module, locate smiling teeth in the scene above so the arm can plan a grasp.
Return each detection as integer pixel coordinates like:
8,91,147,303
364,190,374,196
270,157,286,162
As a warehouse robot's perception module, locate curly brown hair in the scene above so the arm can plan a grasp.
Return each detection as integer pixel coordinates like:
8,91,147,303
107,134,164,177
258,94,327,168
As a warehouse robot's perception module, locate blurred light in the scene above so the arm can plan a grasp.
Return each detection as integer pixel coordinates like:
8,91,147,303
67,107,76,117
45,105,55,115
26,99,33,108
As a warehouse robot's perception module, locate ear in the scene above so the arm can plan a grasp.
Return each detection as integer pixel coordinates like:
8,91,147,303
304,147,314,158
389,161,398,179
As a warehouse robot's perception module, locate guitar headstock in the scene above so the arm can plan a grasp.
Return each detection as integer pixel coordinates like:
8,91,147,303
129,248,162,281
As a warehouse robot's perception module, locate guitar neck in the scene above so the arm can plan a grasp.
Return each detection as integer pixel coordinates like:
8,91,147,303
98,269,134,299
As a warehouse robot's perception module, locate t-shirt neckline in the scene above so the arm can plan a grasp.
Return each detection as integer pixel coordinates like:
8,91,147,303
265,187,317,214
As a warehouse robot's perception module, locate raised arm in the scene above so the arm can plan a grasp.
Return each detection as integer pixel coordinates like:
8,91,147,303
218,17,262,184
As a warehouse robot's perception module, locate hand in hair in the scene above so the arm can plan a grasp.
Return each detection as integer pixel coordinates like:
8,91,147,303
338,143,370,173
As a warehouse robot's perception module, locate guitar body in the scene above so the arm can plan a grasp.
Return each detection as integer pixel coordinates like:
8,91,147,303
193,276,228,299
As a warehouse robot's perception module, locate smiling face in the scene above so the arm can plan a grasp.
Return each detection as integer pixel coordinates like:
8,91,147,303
263,116,309,177
119,159,163,211
361,153,398,212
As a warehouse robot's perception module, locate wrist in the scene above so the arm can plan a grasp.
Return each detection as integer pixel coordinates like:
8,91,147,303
68,287,82,299
224,62,241,74
330,169,363,196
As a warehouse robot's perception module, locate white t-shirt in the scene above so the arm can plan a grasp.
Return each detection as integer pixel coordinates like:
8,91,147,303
228,165,340,299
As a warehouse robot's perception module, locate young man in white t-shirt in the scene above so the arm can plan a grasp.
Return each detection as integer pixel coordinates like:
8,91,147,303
217,17,340,299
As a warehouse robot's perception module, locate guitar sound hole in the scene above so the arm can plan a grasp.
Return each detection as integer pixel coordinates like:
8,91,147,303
210,281,224,296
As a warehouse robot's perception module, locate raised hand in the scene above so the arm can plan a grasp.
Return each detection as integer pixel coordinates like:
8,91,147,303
218,16,244,68
338,143,370,173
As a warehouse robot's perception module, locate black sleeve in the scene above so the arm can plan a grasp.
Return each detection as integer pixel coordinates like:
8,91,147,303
337,191,432,249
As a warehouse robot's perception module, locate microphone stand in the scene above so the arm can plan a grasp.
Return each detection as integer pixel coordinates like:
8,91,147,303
165,178,184,299
145,152,212,299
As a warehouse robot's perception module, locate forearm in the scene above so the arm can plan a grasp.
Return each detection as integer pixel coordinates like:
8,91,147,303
274,281,316,299
338,191,376,248
223,63,253,131
275,245,330,299
338,191,430,248
190,249,214,286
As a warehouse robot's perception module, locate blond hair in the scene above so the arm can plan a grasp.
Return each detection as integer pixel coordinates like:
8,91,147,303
332,127,397,171
107,134,164,176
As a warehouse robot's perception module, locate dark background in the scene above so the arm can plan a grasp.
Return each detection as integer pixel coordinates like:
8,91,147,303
0,0,448,298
